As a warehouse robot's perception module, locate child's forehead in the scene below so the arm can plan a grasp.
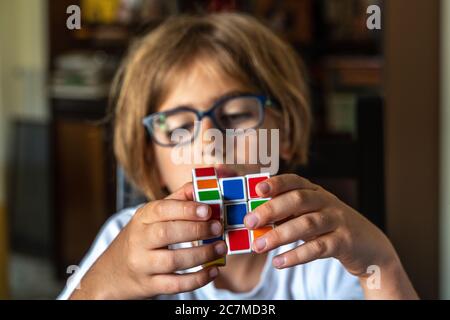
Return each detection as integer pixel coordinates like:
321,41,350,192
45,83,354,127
157,59,252,112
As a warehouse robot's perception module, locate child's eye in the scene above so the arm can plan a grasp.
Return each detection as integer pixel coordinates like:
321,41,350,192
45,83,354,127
220,112,254,126
166,122,195,137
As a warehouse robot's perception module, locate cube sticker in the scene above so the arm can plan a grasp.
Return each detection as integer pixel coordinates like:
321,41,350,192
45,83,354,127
226,228,251,254
197,190,221,202
195,167,216,177
202,235,225,245
248,198,270,211
225,202,248,227
251,226,274,242
246,173,270,199
220,177,247,202
197,179,218,190
209,203,222,221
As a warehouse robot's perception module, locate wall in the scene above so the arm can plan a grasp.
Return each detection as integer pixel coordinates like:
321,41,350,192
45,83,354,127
0,60,8,298
384,0,440,299
441,0,450,300
0,0,48,298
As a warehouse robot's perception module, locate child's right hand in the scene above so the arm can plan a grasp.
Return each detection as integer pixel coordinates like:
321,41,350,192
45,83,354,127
69,182,227,300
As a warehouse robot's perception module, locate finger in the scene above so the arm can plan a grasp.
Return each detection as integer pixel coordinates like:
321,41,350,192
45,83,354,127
244,189,324,229
147,220,223,249
149,241,227,273
255,174,319,198
252,212,338,253
165,182,194,201
271,233,341,269
137,199,211,224
153,266,219,295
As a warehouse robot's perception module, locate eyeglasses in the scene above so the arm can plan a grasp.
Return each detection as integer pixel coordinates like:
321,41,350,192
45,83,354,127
142,93,276,147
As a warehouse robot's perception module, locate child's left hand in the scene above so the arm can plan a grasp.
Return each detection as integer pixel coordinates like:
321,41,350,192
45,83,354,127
244,174,398,277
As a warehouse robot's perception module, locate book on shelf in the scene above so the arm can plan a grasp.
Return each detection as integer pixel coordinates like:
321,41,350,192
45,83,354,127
322,56,383,136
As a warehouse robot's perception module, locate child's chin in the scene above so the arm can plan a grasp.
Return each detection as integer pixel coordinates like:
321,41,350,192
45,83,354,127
215,165,239,179
215,164,264,178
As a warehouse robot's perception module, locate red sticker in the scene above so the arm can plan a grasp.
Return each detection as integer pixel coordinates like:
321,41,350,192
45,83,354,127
248,176,268,198
228,229,250,251
209,204,221,221
195,167,216,177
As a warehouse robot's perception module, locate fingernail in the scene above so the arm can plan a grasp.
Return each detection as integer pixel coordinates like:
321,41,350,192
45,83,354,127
245,213,259,229
254,237,266,251
196,205,209,218
257,182,270,195
209,267,218,278
211,221,222,235
214,242,227,255
273,256,285,268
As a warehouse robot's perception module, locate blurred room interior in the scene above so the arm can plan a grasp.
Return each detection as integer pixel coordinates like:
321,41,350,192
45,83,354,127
0,0,449,299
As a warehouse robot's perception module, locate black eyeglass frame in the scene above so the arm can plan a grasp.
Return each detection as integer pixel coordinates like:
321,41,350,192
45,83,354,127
142,93,277,147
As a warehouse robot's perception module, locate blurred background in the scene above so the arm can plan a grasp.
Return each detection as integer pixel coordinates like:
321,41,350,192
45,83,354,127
0,0,448,299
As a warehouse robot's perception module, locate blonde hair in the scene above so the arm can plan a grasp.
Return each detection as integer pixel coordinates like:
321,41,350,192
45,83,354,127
111,13,311,200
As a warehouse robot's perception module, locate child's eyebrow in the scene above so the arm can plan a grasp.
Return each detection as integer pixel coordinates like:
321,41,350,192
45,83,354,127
166,90,254,112
209,90,251,104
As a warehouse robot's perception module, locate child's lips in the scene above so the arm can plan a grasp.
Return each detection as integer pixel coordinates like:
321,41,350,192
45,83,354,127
215,166,238,178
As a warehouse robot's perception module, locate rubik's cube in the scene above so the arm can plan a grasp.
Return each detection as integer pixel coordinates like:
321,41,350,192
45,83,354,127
192,167,274,267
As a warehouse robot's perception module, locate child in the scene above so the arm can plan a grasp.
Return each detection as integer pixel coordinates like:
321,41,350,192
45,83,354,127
59,13,417,300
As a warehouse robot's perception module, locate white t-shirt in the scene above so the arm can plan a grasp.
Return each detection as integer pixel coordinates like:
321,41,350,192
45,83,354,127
57,207,364,300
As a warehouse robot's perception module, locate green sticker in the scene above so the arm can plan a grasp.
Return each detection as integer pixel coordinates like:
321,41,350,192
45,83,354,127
250,199,268,211
198,190,220,201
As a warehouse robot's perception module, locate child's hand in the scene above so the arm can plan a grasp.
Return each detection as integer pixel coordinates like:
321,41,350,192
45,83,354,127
69,182,227,300
244,174,418,299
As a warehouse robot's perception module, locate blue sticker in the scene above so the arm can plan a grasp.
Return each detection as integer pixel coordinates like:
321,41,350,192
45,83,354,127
203,236,223,244
226,203,248,226
222,179,245,201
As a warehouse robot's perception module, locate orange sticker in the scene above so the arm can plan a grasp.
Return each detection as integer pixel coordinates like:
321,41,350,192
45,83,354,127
197,179,218,189
253,226,273,240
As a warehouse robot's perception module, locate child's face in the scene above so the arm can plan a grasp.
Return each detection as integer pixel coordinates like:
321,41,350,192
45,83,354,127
153,62,282,193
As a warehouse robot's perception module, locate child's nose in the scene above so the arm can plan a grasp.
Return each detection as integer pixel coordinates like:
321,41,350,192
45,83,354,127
199,117,217,141
198,117,224,157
